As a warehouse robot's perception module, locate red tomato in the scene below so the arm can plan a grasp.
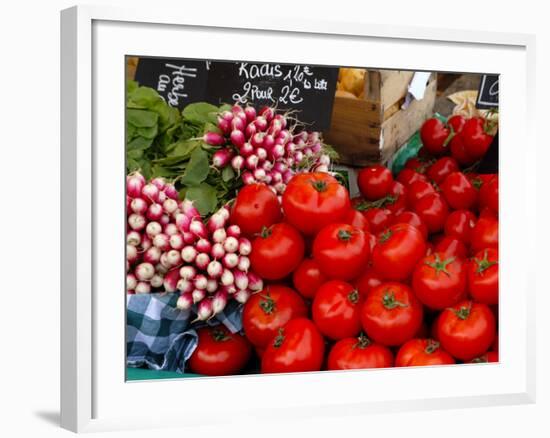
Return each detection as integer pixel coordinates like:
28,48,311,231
461,117,494,161
231,184,282,236
354,268,383,299
447,115,466,133
467,172,493,191
413,192,449,234
420,118,451,155
426,157,459,184
342,208,370,233
360,207,393,235
357,165,394,200
327,335,393,370
479,206,498,220
444,210,477,244
470,217,498,253
395,339,455,367
372,223,426,281
396,168,428,187
393,211,428,240
469,351,499,363
404,157,428,173
360,282,424,346
412,252,467,310
406,180,436,209
312,280,362,340
434,236,468,259
468,248,499,305
282,172,350,235
436,300,496,361
292,258,327,299
250,223,305,280
385,181,407,215
478,175,498,216
449,134,475,166
441,172,477,210
261,318,325,373
242,285,307,348
188,325,252,376
313,223,371,281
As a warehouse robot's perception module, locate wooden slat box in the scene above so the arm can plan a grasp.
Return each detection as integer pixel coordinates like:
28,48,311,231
324,70,437,167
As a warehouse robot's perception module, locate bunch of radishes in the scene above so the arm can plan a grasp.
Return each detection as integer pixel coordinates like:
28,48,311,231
126,171,262,320
207,104,331,195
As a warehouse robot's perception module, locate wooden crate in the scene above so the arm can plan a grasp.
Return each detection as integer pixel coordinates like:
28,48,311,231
324,70,437,167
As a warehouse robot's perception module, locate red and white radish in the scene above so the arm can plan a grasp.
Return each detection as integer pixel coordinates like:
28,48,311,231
128,214,146,231
181,245,197,263
135,282,152,294
135,262,155,281
194,298,213,321
223,236,239,253
127,245,138,264
176,292,193,310
143,246,161,264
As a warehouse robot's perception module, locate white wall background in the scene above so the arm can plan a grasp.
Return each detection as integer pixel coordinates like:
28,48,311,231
0,1,547,437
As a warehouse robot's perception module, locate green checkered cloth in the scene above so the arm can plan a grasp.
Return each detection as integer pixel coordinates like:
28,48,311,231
126,293,243,373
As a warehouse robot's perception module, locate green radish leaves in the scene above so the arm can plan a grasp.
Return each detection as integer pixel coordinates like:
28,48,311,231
185,183,218,215
182,147,209,187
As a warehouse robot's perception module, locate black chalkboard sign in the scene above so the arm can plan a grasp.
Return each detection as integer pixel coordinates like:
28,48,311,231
476,74,499,109
205,62,338,130
133,57,209,109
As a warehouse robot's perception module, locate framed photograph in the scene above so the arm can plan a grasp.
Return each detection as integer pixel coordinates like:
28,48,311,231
61,5,536,433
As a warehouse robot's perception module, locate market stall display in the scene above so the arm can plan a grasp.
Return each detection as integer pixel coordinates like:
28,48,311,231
126,59,499,378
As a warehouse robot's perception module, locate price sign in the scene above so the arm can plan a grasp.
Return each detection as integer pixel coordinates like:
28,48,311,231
476,74,499,109
133,57,209,109
206,61,338,129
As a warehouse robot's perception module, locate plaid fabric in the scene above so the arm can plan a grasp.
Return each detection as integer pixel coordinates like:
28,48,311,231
126,293,243,373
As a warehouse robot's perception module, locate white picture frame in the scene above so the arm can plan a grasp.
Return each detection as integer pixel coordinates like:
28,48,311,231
60,5,536,433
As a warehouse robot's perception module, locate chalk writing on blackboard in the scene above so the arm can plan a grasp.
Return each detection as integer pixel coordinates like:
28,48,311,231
207,62,338,129
476,74,499,109
133,58,209,109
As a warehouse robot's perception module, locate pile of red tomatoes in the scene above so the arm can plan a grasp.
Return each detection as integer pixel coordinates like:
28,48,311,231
188,115,499,376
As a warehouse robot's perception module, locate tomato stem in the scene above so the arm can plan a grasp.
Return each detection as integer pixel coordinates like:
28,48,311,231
382,290,408,310
337,229,354,242
424,339,440,354
211,327,231,342
425,254,455,277
353,333,371,350
470,177,483,190
378,229,393,244
273,327,285,348
260,226,273,239
355,194,397,212
347,289,360,305
259,292,276,315
474,249,498,274
414,158,435,174
310,180,328,192
443,126,455,148
453,302,472,320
